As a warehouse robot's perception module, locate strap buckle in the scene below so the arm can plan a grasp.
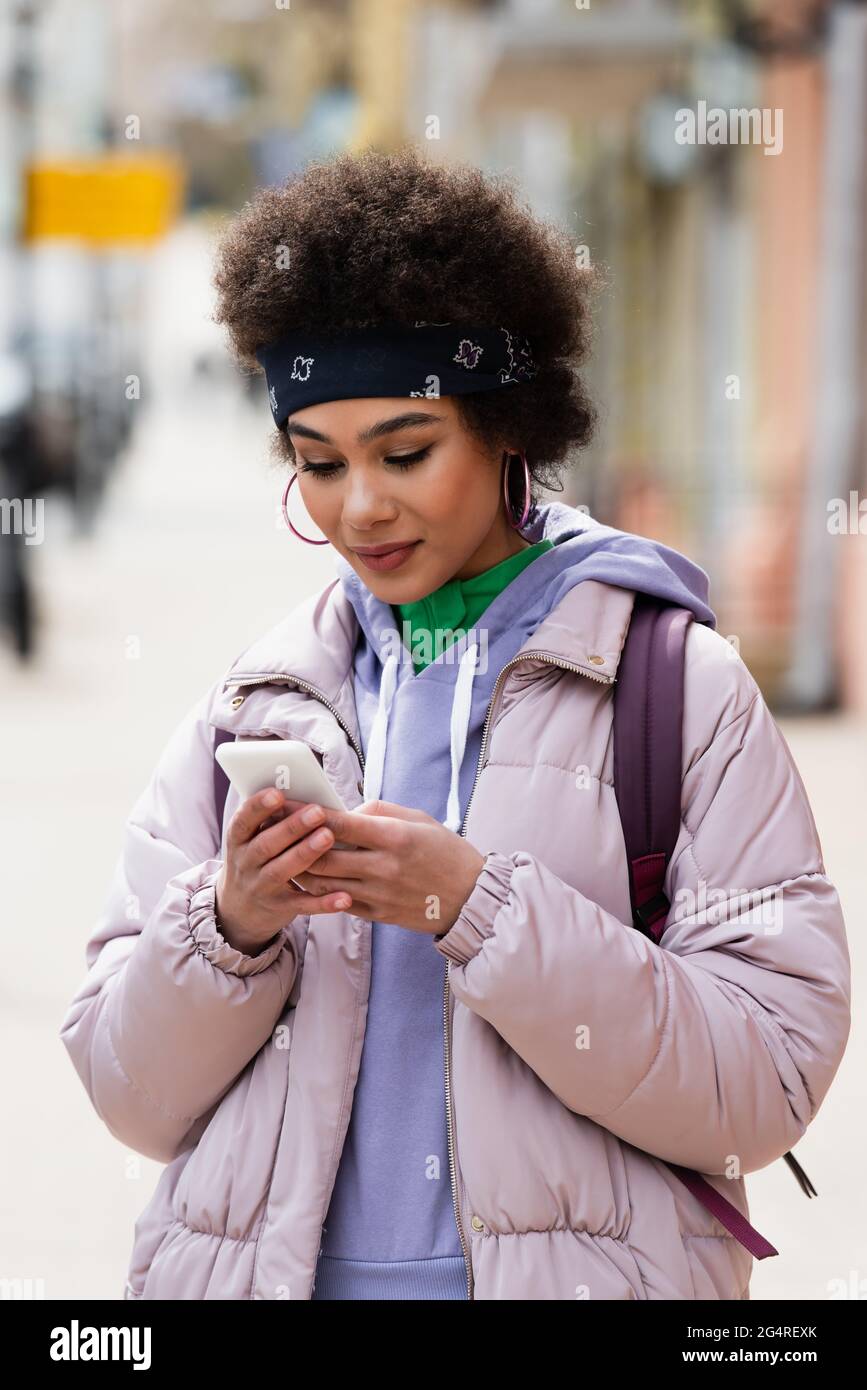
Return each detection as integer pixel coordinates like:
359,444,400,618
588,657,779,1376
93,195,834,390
633,891,670,939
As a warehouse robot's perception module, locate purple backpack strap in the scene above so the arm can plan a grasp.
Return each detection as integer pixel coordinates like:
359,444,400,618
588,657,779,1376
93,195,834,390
613,594,692,944
613,594,779,1260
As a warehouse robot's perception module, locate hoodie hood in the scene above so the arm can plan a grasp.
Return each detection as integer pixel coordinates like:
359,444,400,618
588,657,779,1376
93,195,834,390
333,500,716,831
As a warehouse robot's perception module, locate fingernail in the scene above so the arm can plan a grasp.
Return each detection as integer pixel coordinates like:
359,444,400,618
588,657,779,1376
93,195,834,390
263,791,282,808
310,828,331,848
302,805,323,826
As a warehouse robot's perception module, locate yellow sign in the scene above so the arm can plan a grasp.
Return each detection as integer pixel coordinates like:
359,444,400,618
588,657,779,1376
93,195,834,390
23,157,184,244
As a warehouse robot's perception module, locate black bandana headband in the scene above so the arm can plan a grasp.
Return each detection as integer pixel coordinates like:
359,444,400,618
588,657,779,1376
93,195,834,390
255,321,538,429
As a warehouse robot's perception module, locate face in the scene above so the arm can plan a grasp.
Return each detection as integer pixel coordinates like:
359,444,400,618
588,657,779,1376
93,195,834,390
286,397,528,601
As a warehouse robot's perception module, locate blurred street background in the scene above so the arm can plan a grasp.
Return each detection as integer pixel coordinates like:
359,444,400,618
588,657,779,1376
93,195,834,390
0,0,865,1301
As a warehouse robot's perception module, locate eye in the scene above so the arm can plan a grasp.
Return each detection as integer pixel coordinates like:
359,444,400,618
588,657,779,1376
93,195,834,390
298,445,432,478
298,462,342,478
383,445,431,470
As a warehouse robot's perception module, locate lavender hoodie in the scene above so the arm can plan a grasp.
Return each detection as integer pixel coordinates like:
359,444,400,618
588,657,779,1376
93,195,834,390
311,500,717,1300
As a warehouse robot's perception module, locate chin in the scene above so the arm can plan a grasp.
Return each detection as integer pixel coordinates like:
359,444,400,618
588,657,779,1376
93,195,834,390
370,575,426,600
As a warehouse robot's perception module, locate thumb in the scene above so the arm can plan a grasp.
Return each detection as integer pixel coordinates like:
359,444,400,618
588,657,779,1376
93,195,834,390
356,798,431,823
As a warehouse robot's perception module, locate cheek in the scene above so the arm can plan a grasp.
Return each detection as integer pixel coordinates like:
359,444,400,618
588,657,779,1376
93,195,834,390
298,480,341,531
422,454,489,523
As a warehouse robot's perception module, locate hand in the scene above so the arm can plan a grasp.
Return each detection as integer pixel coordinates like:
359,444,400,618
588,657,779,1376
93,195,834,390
285,798,486,936
214,789,354,955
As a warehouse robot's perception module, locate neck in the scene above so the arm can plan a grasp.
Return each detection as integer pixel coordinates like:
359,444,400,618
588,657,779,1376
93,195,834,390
452,522,531,581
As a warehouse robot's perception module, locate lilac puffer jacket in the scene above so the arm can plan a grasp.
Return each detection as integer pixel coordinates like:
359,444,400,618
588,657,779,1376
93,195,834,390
59,577,851,1300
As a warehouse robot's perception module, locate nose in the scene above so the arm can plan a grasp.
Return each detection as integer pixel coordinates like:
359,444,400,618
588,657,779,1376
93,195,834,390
341,463,399,532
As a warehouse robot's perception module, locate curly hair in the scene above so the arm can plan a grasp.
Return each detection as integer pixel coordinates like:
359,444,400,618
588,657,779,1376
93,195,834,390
211,145,604,495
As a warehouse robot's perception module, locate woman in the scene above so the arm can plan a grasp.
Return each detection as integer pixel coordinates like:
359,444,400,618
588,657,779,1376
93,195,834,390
60,148,851,1301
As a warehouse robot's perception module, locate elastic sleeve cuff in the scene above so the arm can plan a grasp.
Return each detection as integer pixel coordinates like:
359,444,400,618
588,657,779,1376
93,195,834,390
186,867,289,977
433,849,516,965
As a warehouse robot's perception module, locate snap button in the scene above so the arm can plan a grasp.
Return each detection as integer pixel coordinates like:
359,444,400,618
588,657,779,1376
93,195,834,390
470,1215,484,1232
588,654,605,665
230,694,245,708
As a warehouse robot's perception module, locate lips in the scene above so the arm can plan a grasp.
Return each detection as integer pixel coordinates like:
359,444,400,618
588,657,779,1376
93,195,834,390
350,540,423,573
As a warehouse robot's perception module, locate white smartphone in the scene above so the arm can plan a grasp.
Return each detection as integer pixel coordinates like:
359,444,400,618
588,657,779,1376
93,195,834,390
216,738,348,810
215,738,354,850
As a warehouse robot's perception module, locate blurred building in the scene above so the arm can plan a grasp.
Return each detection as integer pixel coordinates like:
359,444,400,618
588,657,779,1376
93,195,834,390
401,0,867,710
4,0,866,711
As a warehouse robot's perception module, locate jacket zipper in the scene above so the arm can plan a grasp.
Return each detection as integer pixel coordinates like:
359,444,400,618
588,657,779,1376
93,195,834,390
456,650,613,845
447,649,614,1299
226,651,614,1303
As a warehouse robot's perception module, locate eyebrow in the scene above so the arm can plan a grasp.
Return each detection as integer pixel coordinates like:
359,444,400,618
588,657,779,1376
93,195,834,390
285,410,447,445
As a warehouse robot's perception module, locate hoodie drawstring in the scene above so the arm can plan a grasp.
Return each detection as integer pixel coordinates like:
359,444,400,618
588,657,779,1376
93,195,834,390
444,642,479,832
362,652,399,806
361,643,479,835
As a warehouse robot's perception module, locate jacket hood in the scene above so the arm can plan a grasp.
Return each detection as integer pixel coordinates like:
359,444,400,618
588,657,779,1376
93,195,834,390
332,501,717,830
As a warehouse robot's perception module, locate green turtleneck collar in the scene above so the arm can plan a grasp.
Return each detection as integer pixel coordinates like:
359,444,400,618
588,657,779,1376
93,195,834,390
391,538,554,673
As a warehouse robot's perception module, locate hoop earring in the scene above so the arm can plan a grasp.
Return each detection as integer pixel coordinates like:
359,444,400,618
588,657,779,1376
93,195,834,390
502,450,531,530
282,472,330,545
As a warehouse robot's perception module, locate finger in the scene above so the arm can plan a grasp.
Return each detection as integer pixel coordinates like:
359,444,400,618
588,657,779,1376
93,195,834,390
290,872,325,895
355,799,431,824
292,870,358,895
226,788,294,850
302,804,401,851
261,823,353,886
249,802,331,868
257,803,293,832
280,797,319,816
289,846,371,879
289,888,354,915
293,874,370,912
